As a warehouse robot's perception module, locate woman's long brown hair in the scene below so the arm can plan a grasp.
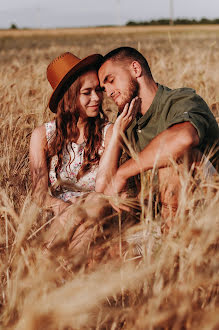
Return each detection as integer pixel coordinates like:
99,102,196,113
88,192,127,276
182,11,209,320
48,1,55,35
47,69,107,181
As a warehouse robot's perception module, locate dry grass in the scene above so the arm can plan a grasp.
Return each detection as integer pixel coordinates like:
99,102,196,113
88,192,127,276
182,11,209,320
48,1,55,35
0,26,219,329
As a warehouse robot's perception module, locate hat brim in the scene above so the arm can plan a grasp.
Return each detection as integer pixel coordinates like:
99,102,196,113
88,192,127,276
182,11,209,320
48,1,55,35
49,54,103,113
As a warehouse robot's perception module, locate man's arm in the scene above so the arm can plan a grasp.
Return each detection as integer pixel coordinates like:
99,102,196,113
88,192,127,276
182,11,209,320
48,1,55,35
104,122,199,195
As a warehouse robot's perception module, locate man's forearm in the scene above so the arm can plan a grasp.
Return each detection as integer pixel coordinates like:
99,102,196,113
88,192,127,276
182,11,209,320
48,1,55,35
117,122,200,181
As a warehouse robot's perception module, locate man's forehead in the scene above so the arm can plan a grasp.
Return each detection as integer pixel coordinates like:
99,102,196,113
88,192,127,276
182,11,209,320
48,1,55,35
99,60,123,81
99,60,114,74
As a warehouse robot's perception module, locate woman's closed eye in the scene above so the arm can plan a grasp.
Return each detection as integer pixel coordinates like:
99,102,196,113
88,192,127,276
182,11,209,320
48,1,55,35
81,88,102,95
81,90,91,95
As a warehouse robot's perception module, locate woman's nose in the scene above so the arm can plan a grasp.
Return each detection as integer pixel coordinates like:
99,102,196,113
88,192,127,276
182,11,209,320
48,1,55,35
92,91,101,101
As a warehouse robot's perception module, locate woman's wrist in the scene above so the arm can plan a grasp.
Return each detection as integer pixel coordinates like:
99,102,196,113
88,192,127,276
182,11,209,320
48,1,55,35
112,127,121,139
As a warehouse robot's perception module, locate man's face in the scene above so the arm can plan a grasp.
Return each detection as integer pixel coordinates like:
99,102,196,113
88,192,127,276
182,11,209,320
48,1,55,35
98,59,139,112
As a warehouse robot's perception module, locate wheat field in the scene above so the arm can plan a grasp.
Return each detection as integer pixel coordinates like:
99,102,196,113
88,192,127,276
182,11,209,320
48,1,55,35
0,25,219,329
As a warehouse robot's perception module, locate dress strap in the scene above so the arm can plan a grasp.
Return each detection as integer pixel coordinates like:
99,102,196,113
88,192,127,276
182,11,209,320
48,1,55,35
102,122,112,147
45,120,56,144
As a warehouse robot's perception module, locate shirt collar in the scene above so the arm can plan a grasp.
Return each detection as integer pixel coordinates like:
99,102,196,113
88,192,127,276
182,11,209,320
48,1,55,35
137,83,164,128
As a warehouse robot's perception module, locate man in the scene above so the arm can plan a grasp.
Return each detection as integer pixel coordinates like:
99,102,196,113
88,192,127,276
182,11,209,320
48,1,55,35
98,47,219,220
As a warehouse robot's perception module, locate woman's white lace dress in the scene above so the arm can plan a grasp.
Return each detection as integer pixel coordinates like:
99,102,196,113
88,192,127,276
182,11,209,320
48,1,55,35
45,120,111,201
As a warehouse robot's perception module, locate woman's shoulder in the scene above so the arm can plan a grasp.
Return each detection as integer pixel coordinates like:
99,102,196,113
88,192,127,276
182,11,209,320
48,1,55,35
31,124,46,140
30,124,47,151
30,120,55,147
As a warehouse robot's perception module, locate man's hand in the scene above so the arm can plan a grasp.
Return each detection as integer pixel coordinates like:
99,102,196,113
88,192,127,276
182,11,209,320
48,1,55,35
51,199,72,225
104,169,127,195
104,172,129,212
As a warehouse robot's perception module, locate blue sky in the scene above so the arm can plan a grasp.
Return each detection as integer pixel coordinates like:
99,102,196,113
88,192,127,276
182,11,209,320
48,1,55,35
0,0,218,29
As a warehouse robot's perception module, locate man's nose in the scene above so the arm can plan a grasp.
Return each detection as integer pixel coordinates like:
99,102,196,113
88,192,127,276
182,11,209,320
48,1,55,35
105,87,114,98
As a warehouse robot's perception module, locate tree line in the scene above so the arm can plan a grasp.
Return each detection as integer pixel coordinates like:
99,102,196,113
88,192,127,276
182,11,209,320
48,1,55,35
126,18,219,26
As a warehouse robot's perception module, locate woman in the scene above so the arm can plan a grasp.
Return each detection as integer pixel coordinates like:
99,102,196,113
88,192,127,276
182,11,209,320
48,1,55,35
30,52,139,251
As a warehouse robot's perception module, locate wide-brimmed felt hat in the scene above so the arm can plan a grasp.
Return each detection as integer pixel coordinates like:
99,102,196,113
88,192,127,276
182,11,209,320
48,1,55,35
47,52,103,113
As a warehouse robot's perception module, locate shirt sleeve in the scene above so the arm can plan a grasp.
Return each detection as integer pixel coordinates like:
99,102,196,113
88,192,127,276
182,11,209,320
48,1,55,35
166,91,212,144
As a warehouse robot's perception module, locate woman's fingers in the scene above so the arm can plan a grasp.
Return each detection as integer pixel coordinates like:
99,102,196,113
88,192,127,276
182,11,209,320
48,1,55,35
109,200,130,213
118,103,129,119
114,97,141,135
127,96,140,118
120,97,140,130
114,103,128,127
127,97,138,115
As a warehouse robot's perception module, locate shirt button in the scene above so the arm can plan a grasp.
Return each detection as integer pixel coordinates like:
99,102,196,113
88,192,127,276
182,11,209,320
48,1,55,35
138,129,142,133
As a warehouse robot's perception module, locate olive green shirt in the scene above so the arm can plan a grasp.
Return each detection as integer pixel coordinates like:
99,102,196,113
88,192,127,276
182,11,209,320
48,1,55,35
126,84,219,169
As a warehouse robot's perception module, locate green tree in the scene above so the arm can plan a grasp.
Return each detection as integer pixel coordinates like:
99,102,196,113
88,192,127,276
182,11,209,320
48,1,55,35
10,23,17,30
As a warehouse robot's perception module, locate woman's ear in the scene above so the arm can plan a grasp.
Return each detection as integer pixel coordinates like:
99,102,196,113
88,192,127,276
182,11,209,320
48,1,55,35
130,61,142,78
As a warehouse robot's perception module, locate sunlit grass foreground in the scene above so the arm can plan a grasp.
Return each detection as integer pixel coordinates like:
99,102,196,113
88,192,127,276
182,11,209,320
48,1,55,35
0,160,218,329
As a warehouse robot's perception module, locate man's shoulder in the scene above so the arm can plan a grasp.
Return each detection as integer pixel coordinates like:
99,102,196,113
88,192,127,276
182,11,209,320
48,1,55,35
160,84,211,113
161,84,197,100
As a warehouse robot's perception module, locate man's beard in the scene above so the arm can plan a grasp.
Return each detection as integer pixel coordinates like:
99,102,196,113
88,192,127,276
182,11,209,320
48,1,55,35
117,77,139,112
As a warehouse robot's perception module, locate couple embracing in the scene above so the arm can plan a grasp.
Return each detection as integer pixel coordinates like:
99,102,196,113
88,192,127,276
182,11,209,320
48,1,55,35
30,47,219,253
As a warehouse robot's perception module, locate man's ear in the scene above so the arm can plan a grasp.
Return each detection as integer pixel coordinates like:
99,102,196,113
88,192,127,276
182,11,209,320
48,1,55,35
130,61,142,78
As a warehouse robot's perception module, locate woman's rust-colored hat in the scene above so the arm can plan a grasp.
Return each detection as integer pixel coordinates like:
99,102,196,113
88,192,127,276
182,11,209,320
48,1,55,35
47,52,103,113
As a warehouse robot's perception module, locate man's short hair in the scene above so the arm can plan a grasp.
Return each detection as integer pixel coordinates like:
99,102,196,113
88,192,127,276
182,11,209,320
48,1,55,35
102,47,153,79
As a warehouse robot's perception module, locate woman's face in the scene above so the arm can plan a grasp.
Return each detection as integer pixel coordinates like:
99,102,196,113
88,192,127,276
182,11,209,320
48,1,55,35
77,70,103,119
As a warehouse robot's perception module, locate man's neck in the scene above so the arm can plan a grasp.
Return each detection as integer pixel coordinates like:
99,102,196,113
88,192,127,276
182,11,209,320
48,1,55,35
138,79,158,116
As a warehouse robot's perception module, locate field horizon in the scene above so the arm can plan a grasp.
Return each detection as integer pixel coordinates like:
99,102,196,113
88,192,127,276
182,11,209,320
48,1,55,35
1,24,219,36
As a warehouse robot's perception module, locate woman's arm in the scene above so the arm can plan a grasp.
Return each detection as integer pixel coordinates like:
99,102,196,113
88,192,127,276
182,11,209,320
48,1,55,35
30,125,76,249
95,97,140,192
29,125,69,215
95,124,120,192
